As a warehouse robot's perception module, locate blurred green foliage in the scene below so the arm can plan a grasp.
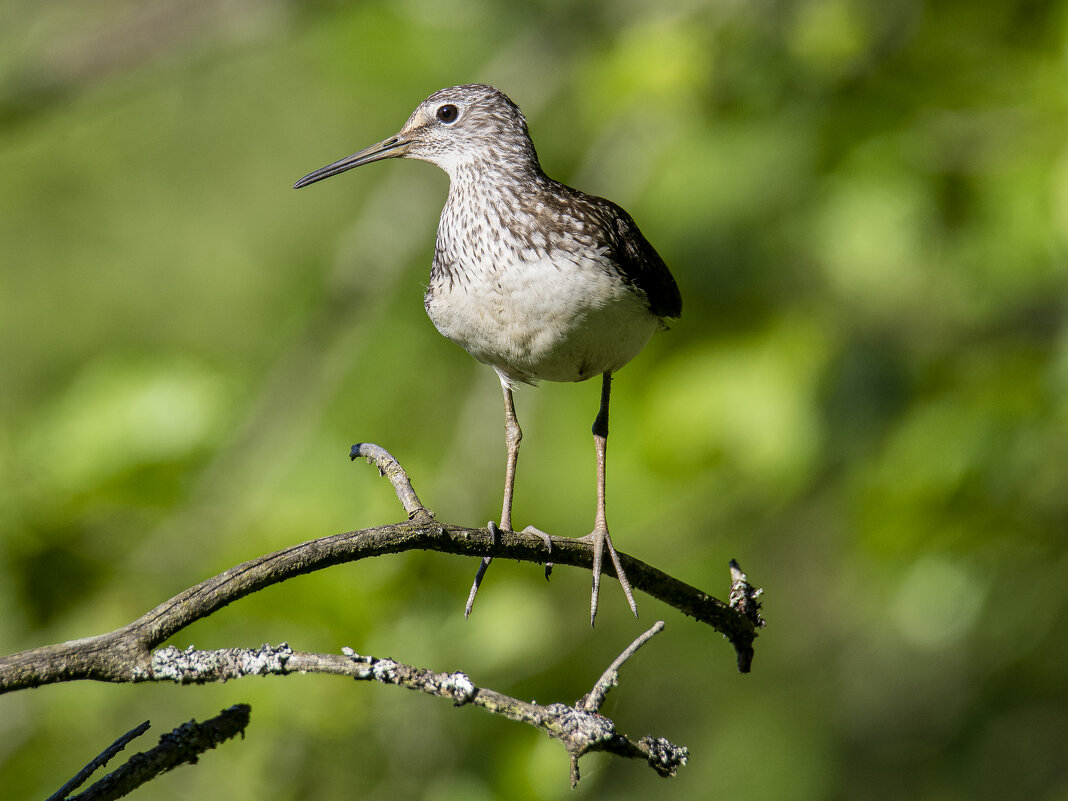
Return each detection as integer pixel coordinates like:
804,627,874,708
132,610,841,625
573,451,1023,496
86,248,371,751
2,0,1067,798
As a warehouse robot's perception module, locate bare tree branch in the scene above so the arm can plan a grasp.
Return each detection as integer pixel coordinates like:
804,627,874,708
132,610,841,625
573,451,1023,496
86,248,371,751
122,627,684,785
2,443,759,787
0,443,761,696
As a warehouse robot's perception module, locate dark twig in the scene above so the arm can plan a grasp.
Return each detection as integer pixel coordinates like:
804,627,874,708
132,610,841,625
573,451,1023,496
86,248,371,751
57,705,249,801
47,720,150,801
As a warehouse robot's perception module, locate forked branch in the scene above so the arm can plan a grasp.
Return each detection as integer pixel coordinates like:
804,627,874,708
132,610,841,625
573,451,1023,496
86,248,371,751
1,443,761,695
111,622,684,786
1,443,762,785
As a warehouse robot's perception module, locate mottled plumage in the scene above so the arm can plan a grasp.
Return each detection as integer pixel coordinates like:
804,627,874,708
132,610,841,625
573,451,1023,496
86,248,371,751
295,84,681,623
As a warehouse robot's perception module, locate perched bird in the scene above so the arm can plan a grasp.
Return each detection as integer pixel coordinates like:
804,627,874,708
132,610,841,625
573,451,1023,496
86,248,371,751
295,84,681,624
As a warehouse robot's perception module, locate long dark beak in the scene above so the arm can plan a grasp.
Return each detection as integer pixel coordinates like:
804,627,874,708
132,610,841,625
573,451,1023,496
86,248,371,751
293,135,410,189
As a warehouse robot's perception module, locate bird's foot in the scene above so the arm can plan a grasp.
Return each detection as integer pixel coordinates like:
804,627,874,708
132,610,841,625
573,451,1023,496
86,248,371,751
581,526,638,626
520,525,554,580
464,523,554,619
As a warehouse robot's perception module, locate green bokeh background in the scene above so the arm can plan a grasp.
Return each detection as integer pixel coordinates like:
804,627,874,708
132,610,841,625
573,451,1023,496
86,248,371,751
3,0,1067,798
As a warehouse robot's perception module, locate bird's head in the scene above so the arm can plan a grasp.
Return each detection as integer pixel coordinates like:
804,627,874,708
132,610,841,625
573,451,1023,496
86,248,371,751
294,84,538,188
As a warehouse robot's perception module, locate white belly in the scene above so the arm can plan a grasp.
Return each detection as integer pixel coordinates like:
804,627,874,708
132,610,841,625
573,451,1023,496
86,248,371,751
425,250,657,386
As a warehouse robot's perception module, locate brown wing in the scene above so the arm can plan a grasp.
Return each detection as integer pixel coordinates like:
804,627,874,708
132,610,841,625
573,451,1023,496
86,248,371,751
559,184,682,320
597,196,682,320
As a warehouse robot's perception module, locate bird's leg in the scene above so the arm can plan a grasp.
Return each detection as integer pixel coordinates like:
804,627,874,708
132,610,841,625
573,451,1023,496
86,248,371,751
465,379,525,618
584,372,638,625
500,381,521,533
499,383,555,576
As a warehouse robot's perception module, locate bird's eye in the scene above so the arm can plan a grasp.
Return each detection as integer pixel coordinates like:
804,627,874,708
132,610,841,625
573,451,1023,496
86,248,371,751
436,104,459,124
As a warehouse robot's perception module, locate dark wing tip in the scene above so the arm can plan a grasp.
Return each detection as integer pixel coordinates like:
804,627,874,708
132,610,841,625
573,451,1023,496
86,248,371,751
610,206,682,320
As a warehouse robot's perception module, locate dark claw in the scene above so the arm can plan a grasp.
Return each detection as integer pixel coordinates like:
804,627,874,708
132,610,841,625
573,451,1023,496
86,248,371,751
518,525,553,582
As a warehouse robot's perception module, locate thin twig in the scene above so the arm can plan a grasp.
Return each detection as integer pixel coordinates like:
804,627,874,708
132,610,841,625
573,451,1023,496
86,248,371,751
566,622,683,787
65,705,250,801
582,620,665,713
47,720,150,801
350,442,431,520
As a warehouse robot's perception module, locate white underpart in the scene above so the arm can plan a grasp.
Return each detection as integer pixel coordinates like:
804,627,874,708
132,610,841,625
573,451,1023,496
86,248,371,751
425,172,656,387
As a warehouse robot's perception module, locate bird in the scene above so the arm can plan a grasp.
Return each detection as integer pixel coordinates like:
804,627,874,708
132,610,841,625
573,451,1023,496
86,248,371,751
294,84,681,625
